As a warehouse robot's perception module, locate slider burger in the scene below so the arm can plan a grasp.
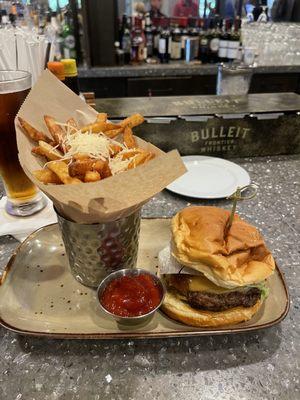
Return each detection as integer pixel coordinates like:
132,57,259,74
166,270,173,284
161,206,275,327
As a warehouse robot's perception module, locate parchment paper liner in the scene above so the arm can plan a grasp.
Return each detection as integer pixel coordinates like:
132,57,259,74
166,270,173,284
16,70,186,223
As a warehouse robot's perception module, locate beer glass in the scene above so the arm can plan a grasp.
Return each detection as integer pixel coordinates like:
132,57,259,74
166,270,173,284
0,71,46,216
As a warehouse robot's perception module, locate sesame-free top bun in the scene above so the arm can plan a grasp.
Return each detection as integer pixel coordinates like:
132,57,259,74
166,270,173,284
172,206,275,289
161,290,262,327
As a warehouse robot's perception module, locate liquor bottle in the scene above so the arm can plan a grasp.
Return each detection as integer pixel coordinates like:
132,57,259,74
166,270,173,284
115,41,125,66
257,6,268,22
9,3,17,26
145,13,154,58
131,17,145,64
208,18,220,63
218,19,230,63
61,10,76,59
61,58,79,94
198,18,204,59
181,25,189,60
189,26,199,59
170,26,182,60
199,19,209,64
153,23,161,57
119,14,127,45
0,10,10,27
122,25,131,64
227,18,240,62
49,11,63,61
158,29,170,64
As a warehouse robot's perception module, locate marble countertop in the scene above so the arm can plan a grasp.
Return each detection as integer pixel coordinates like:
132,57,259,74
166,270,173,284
78,63,300,78
0,154,299,400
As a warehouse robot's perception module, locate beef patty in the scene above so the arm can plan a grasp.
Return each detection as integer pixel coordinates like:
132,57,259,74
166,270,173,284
187,288,261,312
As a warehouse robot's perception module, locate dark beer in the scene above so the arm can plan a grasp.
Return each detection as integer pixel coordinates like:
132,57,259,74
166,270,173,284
0,88,37,201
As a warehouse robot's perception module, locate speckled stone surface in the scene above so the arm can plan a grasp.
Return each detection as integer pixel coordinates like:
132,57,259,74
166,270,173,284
0,155,299,400
78,63,300,78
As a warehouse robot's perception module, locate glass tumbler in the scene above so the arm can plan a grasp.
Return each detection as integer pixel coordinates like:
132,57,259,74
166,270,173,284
0,70,46,216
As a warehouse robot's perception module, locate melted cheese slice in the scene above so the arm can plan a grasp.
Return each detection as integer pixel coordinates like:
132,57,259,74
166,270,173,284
187,275,232,294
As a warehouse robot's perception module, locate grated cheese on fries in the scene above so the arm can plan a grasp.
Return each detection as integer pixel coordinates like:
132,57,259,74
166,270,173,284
63,130,125,161
109,153,132,175
19,112,154,185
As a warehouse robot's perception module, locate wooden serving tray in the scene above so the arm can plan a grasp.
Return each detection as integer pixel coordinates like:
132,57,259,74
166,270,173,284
0,219,289,339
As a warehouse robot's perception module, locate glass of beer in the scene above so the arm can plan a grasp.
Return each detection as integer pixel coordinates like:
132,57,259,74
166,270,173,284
0,71,46,216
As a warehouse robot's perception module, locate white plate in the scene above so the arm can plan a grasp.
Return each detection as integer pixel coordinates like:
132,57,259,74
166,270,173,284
167,156,251,199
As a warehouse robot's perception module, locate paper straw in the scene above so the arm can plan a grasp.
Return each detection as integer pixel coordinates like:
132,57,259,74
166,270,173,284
0,29,17,69
0,45,10,69
44,41,52,68
48,42,55,62
0,26,54,78
25,41,39,84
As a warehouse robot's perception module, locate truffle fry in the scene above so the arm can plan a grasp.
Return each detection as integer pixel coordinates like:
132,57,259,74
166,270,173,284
123,126,136,149
18,117,50,143
120,113,144,129
48,161,81,184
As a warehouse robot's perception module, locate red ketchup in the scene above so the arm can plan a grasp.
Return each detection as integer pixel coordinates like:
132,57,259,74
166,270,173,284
100,274,161,317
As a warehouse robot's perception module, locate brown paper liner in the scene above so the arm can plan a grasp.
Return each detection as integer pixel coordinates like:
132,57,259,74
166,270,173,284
15,70,186,223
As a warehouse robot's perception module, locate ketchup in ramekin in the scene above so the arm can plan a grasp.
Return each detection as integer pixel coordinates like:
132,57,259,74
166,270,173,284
100,273,162,317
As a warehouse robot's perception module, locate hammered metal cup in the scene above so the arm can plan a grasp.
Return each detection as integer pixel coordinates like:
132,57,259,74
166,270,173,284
56,208,141,287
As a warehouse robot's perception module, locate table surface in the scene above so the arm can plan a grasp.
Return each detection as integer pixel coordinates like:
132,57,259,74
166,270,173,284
0,155,299,400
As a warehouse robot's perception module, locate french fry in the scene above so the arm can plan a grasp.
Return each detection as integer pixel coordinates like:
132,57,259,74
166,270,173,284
73,153,90,161
81,121,121,134
97,113,108,123
48,161,81,184
33,169,62,184
127,151,152,169
66,118,78,131
84,170,101,182
109,143,123,156
31,141,63,161
44,115,66,150
18,117,50,143
103,122,121,132
105,127,124,139
120,113,144,129
145,152,155,162
32,146,44,156
69,159,106,178
119,149,143,160
123,126,136,149
81,121,107,133
101,161,112,178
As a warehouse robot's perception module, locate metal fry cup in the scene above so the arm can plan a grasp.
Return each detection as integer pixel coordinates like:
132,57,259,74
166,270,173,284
56,208,141,287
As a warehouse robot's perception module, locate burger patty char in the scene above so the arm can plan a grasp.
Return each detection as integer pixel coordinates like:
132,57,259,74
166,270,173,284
187,288,261,312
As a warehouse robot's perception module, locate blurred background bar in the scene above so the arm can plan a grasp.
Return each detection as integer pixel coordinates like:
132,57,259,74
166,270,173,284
0,0,300,95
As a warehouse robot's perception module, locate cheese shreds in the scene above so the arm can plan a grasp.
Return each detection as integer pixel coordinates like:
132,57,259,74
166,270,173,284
109,155,131,175
109,149,142,175
62,129,126,161
47,121,139,176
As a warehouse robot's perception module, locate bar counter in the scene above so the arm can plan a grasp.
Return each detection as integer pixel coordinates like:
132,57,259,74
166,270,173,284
78,63,300,98
0,154,299,399
79,63,300,78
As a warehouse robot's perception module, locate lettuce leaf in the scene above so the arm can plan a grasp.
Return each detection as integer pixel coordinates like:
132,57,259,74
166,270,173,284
247,281,269,300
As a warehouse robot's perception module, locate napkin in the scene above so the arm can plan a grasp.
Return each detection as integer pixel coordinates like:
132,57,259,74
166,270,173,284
158,245,202,275
0,196,57,242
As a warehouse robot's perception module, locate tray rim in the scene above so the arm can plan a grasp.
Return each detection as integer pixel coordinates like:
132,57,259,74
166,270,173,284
0,221,290,340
